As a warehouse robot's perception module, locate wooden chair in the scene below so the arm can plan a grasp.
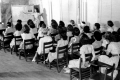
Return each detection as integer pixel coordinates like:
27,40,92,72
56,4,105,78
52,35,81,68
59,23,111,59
36,41,53,64
19,38,35,61
49,45,68,73
11,36,22,56
71,43,80,59
70,53,92,80
0,33,13,52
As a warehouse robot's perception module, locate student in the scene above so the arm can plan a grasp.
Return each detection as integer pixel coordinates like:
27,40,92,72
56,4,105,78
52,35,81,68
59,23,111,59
67,24,73,41
107,20,114,33
99,33,120,80
69,27,80,48
44,27,68,63
29,20,38,35
64,40,95,73
94,23,101,32
19,24,35,49
10,23,22,48
79,26,93,46
32,28,52,62
37,23,46,39
3,22,14,36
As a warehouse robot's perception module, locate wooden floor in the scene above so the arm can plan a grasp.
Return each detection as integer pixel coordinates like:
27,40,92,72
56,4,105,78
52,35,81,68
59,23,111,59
0,50,120,80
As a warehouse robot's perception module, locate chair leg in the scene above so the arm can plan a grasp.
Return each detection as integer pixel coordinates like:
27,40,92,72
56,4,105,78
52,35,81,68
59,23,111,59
70,69,72,80
49,62,51,69
24,52,27,61
11,47,13,55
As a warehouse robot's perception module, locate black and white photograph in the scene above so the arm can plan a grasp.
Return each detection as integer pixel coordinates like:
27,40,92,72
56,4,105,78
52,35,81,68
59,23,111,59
0,0,120,80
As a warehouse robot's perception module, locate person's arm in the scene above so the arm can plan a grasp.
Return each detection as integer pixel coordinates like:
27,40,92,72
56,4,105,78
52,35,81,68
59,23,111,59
106,44,112,55
80,47,86,68
91,45,95,61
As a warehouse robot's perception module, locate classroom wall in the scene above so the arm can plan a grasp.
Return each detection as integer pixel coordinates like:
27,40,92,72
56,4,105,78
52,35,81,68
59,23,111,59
1,0,29,27
29,0,120,28
99,0,120,28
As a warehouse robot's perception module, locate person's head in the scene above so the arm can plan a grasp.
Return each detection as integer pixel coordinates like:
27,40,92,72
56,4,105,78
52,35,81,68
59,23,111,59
42,28,48,35
15,23,22,31
80,21,86,29
39,21,45,27
59,21,65,27
17,19,22,24
51,23,57,29
7,22,11,27
27,19,33,25
104,32,116,42
24,24,30,34
93,31,102,41
29,22,35,29
107,20,114,27
42,23,46,28
73,27,80,36
70,20,75,25
34,7,39,13
94,23,100,30
67,24,73,32
58,27,67,40
83,26,90,33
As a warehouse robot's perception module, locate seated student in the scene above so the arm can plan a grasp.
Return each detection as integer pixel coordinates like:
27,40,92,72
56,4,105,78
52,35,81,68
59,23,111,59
48,22,58,35
94,23,101,32
10,23,22,48
79,26,93,46
3,22,14,36
67,24,73,41
19,24,35,49
44,27,68,63
107,20,114,33
37,23,46,39
69,27,80,47
92,31,102,59
29,20,38,35
32,28,52,62
70,20,78,28
64,40,95,73
98,33,120,80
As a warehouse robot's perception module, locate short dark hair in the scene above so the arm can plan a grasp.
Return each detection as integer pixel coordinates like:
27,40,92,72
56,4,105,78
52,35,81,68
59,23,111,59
83,26,90,33
73,27,80,36
24,24,30,33
51,23,57,29
95,23,100,30
34,7,39,13
39,21,45,27
93,31,102,41
27,19,33,25
59,21,65,27
67,24,73,31
58,27,67,40
17,19,22,24
42,23,46,28
70,20,75,25
29,22,35,28
15,23,22,31
7,22,11,27
107,20,114,27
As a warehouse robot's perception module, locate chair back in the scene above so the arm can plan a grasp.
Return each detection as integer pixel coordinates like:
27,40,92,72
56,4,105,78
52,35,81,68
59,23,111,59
43,41,53,60
94,46,103,55
3,32,13,41
71,43,80,55
57,45,68,64
79,53,92,80
24,38,35,50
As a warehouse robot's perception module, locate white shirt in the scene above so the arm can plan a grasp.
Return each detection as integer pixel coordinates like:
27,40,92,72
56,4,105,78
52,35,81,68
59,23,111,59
14,31,22,36
21,33,35,41
107,27,114,33
30,28,38,35
37,35,52,54
4,27,14,36
80,45,95,63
